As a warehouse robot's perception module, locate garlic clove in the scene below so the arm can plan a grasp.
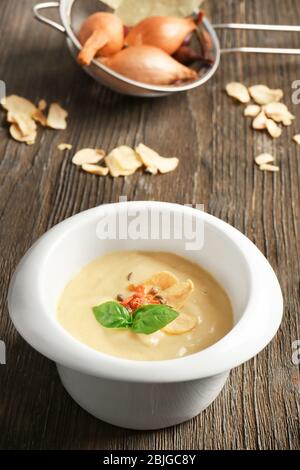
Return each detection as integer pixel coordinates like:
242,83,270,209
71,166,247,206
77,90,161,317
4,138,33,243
266,119,282,138
259,163,280,172
244,104,261,117
282,117,293,126
252,111,267,130
255,153,275,166
249,85,283,105
263,102,295,124
293,134,300,145
225,82,250,103
58,143,72,151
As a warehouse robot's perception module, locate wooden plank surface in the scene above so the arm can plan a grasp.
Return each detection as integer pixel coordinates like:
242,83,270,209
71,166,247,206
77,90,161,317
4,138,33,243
0,0,299,450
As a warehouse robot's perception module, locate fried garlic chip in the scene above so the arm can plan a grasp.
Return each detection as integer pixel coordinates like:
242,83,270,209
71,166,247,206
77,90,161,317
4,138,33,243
1,95,37,116
9,112,37,136
47,103,68,130
9,123,37,145
105,145,142,177
2,96,38,145
33,109,47,127
162,311,197,335
72,148,105,166
136,143,179,174
38,99,47,111
163,280,196,335
163,279,194,309
144,271,179,290
81,163,109,176
141,271,195,335
7,111,37,144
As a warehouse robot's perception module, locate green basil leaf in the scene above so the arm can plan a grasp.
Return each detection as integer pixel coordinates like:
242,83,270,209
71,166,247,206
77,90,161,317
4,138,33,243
131,304,179,335
93,301,132,329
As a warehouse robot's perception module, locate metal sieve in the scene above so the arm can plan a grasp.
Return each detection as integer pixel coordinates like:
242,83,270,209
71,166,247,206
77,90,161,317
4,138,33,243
34,0,300,97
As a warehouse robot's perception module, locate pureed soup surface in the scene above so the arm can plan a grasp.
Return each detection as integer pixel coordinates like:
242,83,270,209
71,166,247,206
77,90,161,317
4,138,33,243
57,251,233,361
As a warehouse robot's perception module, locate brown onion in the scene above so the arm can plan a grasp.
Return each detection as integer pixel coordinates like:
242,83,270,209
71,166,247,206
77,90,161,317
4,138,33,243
125,16,196,55
101,45,198,85
77,13,124,66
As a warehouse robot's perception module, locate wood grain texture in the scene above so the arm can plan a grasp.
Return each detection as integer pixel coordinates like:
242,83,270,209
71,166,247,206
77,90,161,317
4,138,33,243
0,0,299,450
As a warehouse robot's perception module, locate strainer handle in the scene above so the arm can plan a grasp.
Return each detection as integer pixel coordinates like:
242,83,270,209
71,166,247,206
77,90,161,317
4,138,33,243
221,47,300,54
33,2,65,34
213,23,300,54
213,23,300,32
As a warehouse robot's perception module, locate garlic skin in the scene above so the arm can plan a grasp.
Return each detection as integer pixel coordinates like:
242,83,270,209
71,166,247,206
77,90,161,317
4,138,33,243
77,13,124,65
101,45,198,85
125,16,196,55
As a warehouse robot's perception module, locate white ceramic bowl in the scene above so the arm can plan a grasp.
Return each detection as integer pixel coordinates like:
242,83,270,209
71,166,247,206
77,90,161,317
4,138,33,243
8,202,283,429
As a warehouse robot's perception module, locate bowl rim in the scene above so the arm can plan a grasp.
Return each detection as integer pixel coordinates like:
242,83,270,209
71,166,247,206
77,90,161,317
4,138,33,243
7,202,283,383
60,0,221,93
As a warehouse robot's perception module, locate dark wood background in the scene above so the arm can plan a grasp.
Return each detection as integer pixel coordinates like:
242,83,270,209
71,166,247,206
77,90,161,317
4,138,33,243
0,0,299,450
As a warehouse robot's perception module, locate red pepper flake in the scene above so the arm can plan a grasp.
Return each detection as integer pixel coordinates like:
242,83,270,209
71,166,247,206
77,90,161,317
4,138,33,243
120,284,161,313
128,284,145,294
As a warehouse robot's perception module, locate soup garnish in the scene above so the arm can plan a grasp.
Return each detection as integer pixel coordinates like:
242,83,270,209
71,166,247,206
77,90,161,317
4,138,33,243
93,271,194,335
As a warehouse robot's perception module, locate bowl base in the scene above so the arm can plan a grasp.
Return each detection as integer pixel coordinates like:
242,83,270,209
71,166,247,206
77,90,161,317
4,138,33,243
57,363,229,430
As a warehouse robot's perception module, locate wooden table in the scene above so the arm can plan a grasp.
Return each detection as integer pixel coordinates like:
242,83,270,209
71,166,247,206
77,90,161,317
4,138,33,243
0,0,299,450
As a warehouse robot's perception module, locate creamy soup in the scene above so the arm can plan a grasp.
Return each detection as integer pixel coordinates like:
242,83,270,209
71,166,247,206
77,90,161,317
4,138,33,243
57,251,233,361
